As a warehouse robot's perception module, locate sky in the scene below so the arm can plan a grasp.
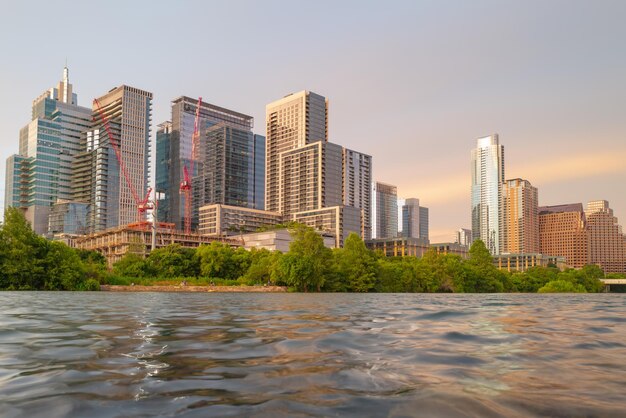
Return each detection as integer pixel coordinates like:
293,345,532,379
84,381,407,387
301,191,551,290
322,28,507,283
1,0,625,242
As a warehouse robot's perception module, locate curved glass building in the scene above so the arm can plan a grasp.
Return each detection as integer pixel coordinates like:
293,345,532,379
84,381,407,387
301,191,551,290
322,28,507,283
471,134,505,255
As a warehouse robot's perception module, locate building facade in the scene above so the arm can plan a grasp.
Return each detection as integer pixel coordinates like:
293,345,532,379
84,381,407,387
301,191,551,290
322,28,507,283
291,205,363,248
585,200,626,273
155,121,172,223
241,229,335,252
401,198,429,241
374,181,398,239
455,228,473,247
160,97,255,230
494,253,567,272
471,134,505,254
4,67,91,235
278,141,343,216
501,178,539,254
198,204,282,237
82,85,153,232
343,148,372,240
538,203,590,269
366,237,431,258
197,124,265,211
265,91,328,213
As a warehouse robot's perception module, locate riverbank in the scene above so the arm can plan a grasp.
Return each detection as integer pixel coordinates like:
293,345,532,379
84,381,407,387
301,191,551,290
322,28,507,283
100,285,287,292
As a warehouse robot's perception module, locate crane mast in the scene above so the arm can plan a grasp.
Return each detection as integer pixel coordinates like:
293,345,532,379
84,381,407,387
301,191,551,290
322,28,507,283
180,97,202,235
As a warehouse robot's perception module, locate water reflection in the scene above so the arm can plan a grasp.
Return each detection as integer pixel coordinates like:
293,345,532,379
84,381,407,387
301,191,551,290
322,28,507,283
0,293,624,417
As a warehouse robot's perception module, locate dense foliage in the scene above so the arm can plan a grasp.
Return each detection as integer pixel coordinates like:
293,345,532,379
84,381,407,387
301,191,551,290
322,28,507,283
1,209,613,293
0,208,105,290
109,223,609,293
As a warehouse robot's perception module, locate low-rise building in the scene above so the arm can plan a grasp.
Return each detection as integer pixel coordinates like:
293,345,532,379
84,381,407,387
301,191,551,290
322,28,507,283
241,229,335,252
366,237,431,257
198,204,283,237
494,253,567,272
291,205,363,248
74,222,240,267
431,242,470,258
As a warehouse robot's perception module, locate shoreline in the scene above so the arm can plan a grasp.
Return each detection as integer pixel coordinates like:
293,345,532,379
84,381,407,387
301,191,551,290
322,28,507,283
100,285,288,293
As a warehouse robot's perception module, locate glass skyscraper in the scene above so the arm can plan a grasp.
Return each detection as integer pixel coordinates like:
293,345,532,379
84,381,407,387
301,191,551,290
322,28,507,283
471,134,505,255
4,67,91,235
374,181,398,239
158,97,256,230
197,124,265,210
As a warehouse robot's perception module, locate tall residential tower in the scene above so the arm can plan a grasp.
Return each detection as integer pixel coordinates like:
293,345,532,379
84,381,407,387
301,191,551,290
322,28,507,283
501,178,539,254
471,134,505,254
265,91,328,213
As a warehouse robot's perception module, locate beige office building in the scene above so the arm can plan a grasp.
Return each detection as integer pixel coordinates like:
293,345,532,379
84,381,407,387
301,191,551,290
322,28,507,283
585,200,626,273
502,178,539,254
198,204,283,237
265,91,328,213
538,203,590,268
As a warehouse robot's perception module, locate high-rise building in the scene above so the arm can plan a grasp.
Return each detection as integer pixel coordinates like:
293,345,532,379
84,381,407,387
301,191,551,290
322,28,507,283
585,200,626,273
161,97,255,230
455,228,473,247
471,134,505,254
4,67,91,235
343,148,372,240
265,91,328,213
197,124,265,211
401,198,429,241
278,141,343,216
374,181,398,239
501,178,539,254
262,90,367,247
538,203,590,269
155,121,172,222
82,85,153,232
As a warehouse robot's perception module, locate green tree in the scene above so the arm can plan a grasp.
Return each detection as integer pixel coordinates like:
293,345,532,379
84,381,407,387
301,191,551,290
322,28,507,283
538,280,586,293
147,244,198,278
44,241,86,290
243,248,282,285
197,242,238,279
463,240,505,292
113,253,149,278
280,225,331,292
0,207,48,289
335,233,377,292
511,266,558,292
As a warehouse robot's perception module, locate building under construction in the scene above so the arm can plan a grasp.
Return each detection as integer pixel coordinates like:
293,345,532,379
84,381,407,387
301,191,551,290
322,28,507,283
74,221,242,267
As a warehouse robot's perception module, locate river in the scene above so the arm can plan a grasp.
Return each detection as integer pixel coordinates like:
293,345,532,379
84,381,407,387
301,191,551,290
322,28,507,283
0,292,624,417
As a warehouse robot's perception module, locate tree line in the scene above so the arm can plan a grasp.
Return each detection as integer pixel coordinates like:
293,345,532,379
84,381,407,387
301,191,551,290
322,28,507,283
111,223,610,293
1,208,617,292
0,208,105,290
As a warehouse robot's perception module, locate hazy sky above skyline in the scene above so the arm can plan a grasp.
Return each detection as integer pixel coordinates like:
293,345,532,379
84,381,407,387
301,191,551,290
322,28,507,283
1,0,625,241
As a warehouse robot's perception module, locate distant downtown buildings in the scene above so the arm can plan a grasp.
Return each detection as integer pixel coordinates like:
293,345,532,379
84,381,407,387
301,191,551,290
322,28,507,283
469,133,626,273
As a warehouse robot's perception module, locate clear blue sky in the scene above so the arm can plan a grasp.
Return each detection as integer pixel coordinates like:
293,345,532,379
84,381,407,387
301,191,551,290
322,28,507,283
1,0,625,241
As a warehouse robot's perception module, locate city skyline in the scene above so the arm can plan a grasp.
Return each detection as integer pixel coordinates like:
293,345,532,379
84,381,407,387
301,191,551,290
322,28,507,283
1,1,626,242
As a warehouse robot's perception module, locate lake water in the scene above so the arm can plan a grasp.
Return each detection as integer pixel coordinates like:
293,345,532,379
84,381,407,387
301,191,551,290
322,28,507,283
0,292,625,417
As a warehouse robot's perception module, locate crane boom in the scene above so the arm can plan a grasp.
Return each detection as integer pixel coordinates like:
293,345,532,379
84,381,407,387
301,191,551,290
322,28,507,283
93,98,149,222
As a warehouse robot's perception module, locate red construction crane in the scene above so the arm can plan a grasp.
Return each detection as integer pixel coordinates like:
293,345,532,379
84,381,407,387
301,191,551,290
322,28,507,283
180,97,202,235
93,98,152,222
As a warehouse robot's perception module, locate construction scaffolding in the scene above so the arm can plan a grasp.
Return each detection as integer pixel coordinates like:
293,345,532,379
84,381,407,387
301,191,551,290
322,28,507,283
74,221,242,267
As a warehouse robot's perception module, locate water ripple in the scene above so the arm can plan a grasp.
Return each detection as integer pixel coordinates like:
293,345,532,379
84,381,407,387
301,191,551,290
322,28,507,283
0,292,625,417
